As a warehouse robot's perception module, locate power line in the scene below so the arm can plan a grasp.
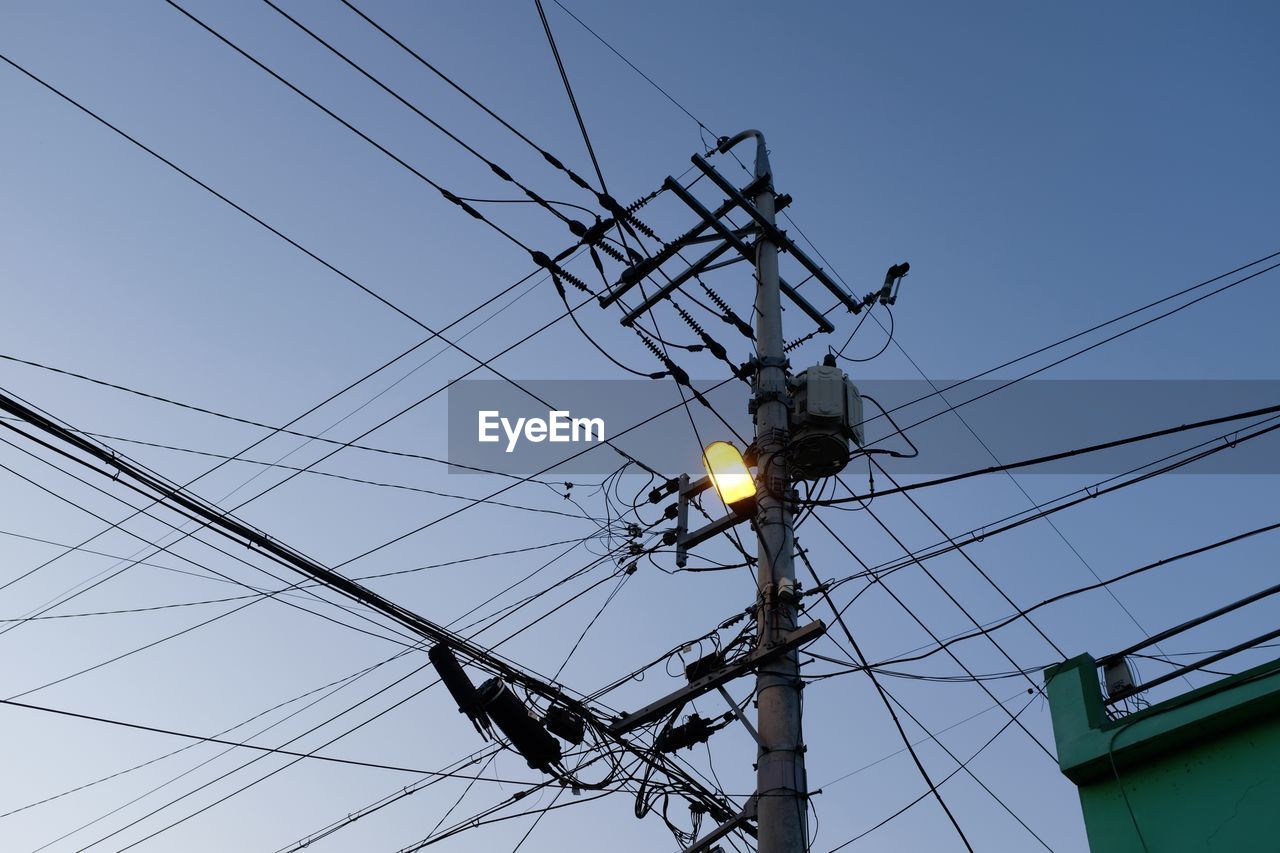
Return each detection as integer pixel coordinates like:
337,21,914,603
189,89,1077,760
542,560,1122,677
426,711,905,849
338,0,604,196
162,0,540,253
856,251,1280,432
825,412,1280,592
794,547,975,851
52,538,622,850
811,402,1280,505
0,350,565,483
850,459,1065,662
55,439,595,528
257,0,593,234
0,438,424,658
0,276,567,629
39,535,624,849
80,545,660,851
547,0,713,139
0,697,519,779
72,661,439,852
533,0,609,196
866,260,1280,441
826,690,1042,852
515,11,1280,804
0,534,599,623
1,44,780,618
801,546,1057,850
811,688,1034,790
0,398,742,845
811,511,1057,761
271,749,503,852
514,23,1064,824
873,518,1280,671
0,49,659,481
854,261,1280,692
0,647,416,824
9,421,609,524
0,355,744,701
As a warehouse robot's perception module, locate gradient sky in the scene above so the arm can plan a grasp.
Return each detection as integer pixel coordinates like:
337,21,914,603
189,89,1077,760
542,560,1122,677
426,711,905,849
1,2,1278,851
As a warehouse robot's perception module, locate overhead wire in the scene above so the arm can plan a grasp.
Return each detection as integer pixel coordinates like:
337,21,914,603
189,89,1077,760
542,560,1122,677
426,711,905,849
841,260,1279,697
0,47,670,491
24,6,1274,845
797,546,1053,851
0,9,896,845
872,518,1280,671
338,0,606,197
543,0,1280,736
0,696,518,780
826,689,1043,852
533,0,609,202
0,534,599,624
17,409,732,845
0,436,424,659
57,530,636,850
0,420,608,523
808,401,1280,505
0,351,749,726
41,533,625,849
0,645,418,824
163,0,540,253
510,17,1024,841
824,411,1280,591
810,511,1058,761
256,0,599,235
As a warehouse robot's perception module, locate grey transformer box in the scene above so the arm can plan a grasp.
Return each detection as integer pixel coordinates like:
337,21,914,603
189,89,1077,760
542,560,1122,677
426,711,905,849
786,357,864,480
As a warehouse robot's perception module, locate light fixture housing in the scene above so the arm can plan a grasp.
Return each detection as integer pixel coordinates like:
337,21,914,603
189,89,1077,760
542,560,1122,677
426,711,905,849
702,441,757,511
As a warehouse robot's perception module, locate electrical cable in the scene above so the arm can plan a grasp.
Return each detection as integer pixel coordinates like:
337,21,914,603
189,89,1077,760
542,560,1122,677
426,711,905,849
547,0,714,140
811,402,1280,505
793,546,975,851
48,535,623,850
257,0,599,235
338,0,605,197
0,697,520,779
811,512,1058,761
866,517,1280,670
797,547,1053,851
824,412,1280,591
0,442,424,659
0,420,608,523
163,0,539,253
57,537,629,851
0,647,416,824
532,0,610,210
826,690,1043,852
0,534,598,623
0,48,667,489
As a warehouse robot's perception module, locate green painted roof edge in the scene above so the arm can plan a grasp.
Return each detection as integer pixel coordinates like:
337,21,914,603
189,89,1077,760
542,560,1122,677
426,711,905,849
1044,651,1280,784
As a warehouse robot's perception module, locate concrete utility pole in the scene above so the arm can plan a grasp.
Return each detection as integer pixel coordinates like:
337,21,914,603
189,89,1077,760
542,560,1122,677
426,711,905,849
724,129,809,853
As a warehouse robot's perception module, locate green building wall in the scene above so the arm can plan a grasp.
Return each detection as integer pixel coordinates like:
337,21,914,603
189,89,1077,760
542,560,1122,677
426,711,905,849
1044,653,1280,852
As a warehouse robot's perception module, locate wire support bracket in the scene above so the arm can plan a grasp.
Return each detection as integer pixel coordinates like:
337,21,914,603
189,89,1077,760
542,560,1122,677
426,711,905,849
608,620,826,735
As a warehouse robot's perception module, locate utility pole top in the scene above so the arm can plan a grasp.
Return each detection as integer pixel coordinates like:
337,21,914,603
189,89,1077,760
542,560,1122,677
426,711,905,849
715,129,771,181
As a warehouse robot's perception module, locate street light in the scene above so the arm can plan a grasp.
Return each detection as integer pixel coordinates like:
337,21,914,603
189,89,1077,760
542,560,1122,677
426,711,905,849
702,441,756,510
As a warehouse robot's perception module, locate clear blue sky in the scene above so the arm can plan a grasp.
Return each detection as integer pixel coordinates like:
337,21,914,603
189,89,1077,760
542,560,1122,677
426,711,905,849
1,1,1278,850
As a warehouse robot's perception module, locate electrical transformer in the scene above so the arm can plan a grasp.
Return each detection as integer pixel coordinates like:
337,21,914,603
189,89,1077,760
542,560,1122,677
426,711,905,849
786,356,864,480
475,678,562,770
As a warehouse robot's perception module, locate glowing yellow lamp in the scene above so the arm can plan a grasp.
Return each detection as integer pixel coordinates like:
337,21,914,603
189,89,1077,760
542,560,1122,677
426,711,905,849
702,441,757,509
